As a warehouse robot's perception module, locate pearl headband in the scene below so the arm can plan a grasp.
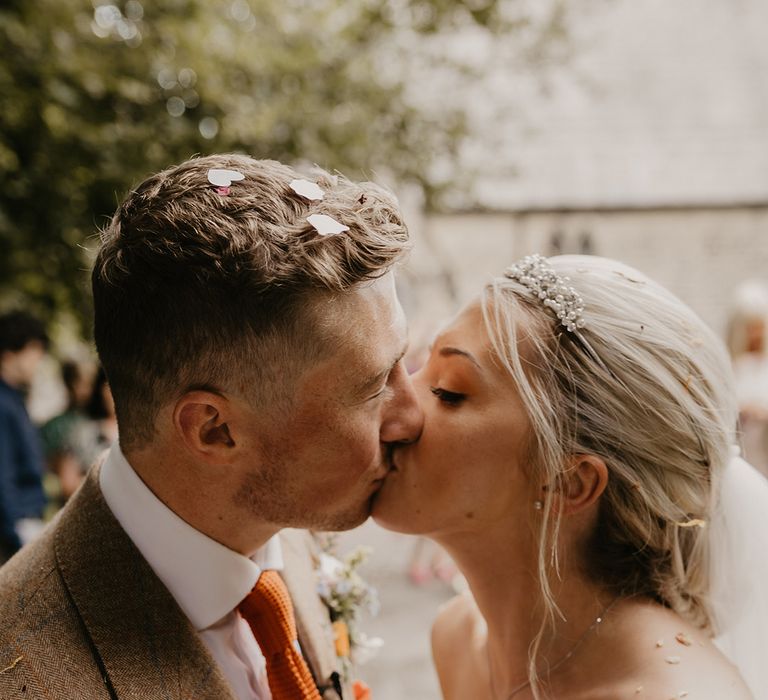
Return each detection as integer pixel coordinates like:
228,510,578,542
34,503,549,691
505,254,610,374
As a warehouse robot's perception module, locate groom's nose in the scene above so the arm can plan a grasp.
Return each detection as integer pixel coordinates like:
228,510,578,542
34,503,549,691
380,360,424,444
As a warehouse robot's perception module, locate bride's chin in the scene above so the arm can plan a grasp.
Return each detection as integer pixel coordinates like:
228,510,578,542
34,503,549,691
371,489,426,535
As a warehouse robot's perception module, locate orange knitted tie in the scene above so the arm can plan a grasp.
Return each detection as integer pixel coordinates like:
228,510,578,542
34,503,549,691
238,570,322,700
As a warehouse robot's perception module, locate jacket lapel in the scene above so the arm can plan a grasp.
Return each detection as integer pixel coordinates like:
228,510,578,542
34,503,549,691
279,529,345,699
53,466,236,700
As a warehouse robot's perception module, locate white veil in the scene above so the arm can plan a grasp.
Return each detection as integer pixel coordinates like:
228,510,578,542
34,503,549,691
710,449,768,699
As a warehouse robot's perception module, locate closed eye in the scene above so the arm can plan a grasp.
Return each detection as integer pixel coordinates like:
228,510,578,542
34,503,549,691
430,387,466,406
369,386,387,401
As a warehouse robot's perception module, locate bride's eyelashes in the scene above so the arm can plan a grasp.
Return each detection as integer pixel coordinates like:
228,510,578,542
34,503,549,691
429,386,467,406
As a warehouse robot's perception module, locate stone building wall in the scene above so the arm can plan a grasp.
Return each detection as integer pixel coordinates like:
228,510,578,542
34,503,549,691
400,204,768,341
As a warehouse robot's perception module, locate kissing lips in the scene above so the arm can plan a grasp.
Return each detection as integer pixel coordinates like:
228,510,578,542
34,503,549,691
385,445,399,473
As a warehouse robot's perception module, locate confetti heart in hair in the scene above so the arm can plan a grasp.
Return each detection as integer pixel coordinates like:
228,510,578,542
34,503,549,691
207,169,246,187
289,178,324,201
307,214,349,236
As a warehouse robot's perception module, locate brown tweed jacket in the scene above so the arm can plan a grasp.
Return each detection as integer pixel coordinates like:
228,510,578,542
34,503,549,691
0,466,350,699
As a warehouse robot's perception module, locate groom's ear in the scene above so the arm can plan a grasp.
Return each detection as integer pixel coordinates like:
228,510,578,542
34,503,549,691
551,454,608,515
173,390,235,461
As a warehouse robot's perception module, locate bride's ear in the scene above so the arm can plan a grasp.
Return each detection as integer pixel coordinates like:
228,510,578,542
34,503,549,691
550,454,608,515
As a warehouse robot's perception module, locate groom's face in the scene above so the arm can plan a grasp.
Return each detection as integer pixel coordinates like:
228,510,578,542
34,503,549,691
233,273,423,531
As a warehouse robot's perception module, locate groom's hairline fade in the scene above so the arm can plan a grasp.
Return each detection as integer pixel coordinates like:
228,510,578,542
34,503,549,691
92,154,410,451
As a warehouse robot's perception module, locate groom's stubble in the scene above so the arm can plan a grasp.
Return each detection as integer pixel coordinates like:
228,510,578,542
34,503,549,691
232,409,381,532
233,456,376,532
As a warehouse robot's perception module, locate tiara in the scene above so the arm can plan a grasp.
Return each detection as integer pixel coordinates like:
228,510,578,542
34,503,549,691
504,255,613,374
505,255,586,332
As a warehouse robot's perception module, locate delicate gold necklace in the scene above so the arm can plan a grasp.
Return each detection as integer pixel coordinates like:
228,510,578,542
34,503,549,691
492,597,620,700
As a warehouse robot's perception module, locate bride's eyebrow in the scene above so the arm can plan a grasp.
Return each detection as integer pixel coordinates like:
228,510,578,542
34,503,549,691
438,346,482,370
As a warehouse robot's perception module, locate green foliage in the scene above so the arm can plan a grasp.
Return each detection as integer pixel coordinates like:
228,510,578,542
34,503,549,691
0,0,570,333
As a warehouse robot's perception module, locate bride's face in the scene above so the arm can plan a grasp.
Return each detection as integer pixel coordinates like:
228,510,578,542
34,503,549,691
372,301,538,537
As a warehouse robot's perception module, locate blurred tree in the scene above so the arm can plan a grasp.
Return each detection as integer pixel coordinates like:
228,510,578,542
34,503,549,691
0,0,573,332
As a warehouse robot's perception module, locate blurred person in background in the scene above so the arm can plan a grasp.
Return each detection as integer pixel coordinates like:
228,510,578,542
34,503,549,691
66,366,118,478
0,311,49,564
406,537,457,587
40,359,95,506
726,280,768,475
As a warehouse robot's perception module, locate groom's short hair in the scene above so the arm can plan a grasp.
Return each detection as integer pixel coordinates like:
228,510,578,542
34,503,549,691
92,155,409,450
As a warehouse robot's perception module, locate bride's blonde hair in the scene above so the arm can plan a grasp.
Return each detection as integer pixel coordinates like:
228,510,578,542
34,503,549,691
481,255,737,696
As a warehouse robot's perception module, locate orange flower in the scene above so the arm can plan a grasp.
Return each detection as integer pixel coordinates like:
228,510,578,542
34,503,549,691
353,680,372,700
332,620,350,658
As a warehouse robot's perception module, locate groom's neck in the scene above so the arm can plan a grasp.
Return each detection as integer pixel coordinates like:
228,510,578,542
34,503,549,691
127,444,280,557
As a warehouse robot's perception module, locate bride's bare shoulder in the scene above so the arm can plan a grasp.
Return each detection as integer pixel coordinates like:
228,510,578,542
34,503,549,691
606,651,752,700
590,600,753,700
432,591,482,656
431,592,487,694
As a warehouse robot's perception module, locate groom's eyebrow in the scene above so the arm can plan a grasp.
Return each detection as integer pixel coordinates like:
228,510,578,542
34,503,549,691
356,343,409,395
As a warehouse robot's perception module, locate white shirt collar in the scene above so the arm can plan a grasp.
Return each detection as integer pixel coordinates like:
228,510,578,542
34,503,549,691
99,443,283,631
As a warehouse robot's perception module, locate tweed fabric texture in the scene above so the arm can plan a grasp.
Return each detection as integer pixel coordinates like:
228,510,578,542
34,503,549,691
239,570,322,700
0,465,347,699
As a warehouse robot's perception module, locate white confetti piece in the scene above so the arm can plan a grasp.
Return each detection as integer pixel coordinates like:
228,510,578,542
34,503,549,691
289,178,324,201
207,169,245,187
307,213,349,236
